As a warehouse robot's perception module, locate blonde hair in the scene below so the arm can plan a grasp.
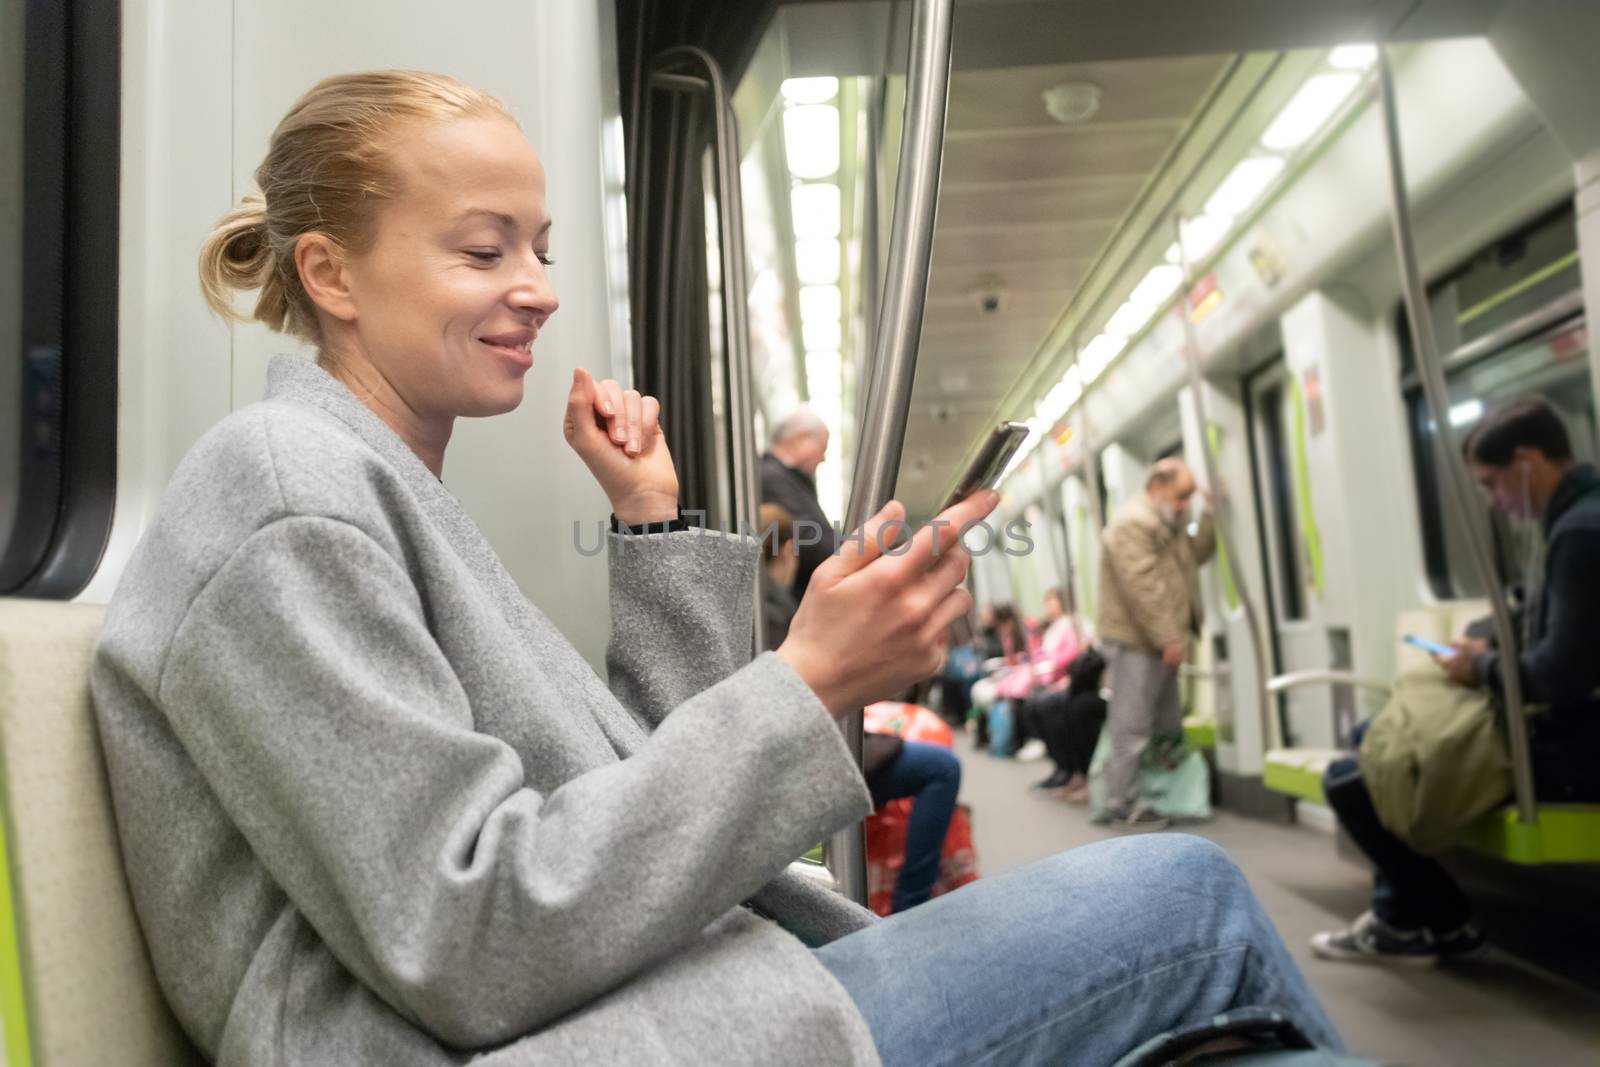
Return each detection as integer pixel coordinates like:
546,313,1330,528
198,70,517,343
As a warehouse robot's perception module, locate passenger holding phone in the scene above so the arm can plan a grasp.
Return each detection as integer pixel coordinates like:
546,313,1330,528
1314,398,1600,967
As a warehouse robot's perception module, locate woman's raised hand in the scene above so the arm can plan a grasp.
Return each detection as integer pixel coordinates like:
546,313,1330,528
564,367,680,524
777,490,1001,719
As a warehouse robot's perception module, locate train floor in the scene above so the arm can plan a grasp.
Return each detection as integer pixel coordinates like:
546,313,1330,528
948,733,1600,1067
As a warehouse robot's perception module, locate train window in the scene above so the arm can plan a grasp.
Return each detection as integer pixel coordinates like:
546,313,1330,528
0,0,119,597
1401,205,1596,599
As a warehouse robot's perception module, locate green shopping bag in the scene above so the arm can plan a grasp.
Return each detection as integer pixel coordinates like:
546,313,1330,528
1087,726,1212,821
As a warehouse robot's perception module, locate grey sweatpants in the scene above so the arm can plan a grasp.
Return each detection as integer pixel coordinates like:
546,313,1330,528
1104,640,1184,813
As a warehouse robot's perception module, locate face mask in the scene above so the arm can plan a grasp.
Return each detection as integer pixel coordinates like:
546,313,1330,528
1156,501,1181,527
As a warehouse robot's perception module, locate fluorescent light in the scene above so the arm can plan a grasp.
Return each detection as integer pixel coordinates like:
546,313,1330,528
1169,214,1234,265
783,104,840,180
1036,374,1083,424
1261,73,1361,151
799,284,841,323
803,318,841,351
1105,300,1152,338
795,238,840,285
1449,399,1484,426
1330,44,1377,70
1128,264,1183,310
790,183,840,239
781,77,839,105
1204,157,1286,219
1080,334,1126,382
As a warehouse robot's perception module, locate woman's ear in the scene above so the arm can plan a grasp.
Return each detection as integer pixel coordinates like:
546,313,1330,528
295,233,359,324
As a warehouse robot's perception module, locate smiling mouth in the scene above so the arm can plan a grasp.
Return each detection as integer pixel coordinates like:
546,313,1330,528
479,337,535,362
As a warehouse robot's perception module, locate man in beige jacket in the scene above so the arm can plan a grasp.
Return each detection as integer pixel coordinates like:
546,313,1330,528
1096,458,1216,828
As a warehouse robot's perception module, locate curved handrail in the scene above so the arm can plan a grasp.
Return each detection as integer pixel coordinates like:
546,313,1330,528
1265,670,1392,697
827,0,957,905
1377,51,1535,823
647,49,765,655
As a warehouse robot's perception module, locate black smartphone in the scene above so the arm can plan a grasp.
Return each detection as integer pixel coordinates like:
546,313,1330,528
939,421,1031,512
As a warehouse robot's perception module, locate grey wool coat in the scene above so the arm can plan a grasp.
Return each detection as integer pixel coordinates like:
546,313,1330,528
91,356,884,1066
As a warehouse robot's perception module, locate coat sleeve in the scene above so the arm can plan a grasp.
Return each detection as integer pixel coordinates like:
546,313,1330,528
154,515,872,1050
1102,519,1187,650
1190,509,1217,565
605,528,759,730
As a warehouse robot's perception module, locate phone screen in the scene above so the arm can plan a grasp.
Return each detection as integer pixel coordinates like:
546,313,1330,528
941,422,1031,512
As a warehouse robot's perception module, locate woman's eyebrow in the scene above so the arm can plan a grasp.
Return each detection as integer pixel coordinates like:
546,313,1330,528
450,208,553,236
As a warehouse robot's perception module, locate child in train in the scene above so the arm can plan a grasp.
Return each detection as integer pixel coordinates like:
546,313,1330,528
91,69,1344,1066
1313,398,1600,967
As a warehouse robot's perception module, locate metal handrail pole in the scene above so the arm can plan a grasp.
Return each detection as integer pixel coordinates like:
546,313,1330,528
1172,213,1280,751
1376,50,1535,822
827,0,957,905
652,49,766,652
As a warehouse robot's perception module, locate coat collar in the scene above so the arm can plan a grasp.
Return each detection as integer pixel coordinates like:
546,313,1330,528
1545,462,1600,535
261,355,507,583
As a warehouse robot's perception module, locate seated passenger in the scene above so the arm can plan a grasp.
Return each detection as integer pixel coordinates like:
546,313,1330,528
861,700,963,914
1025,647,1109,801
1314,398,1600,966
92,70,1342,1065
758,501,800,647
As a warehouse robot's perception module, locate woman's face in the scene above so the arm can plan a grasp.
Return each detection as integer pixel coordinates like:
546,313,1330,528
341,114,559,422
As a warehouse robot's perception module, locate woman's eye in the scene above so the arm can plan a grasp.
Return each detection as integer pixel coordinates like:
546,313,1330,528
537,251,556,267
465,250,501,263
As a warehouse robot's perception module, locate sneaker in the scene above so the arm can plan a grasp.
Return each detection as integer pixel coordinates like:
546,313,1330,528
1092,803,1170,831
1032,769,1071,790
1016,739,1049,762
1054,780,1090,806
1310,910,1449,967
1436,921,1490,962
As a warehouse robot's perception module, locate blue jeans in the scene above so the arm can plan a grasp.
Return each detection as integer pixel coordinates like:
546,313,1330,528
816,835,1342,1067
868,740,962,913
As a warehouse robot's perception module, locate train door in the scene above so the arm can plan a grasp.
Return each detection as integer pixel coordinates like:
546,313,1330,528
1247,362,1333,749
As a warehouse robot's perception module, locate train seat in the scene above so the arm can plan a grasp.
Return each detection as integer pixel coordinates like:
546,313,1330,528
0,600,200,1066
1262,600,1600,865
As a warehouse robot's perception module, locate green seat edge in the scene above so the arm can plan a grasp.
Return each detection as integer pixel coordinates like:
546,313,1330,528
1,797,35,1067
1262,755,1328,805
1456,804,1600,865
1183,716,1216,750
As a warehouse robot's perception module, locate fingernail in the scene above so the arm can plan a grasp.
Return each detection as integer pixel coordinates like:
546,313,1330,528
602,402,614,415
628,435,639,453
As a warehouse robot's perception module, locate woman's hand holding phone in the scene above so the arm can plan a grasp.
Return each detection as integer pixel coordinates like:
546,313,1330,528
778,490,1000,719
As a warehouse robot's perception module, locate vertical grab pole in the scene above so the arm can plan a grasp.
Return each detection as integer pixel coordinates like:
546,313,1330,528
650,50,766,653
827,0,957,905
1376,50,1535,822
1172,214,1280,751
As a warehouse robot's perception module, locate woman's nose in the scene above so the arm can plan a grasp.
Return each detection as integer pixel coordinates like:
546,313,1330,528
510,265,559,318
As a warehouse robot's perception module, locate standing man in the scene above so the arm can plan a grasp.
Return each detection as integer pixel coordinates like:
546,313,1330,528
761,408,838,599
1095,458,1216,829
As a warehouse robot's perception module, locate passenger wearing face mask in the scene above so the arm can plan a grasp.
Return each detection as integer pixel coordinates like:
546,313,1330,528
1313,398,1600,967
1094,458,1216,829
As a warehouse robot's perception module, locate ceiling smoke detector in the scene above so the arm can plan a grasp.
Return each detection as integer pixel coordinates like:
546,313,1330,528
1042,82,1102,124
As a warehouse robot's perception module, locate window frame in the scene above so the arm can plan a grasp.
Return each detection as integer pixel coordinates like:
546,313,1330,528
0,0,120,597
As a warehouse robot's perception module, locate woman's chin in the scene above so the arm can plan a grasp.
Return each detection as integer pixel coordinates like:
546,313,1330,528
463,379,526,418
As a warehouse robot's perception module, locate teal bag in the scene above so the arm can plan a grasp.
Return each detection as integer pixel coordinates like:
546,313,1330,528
1087,726,1212,821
